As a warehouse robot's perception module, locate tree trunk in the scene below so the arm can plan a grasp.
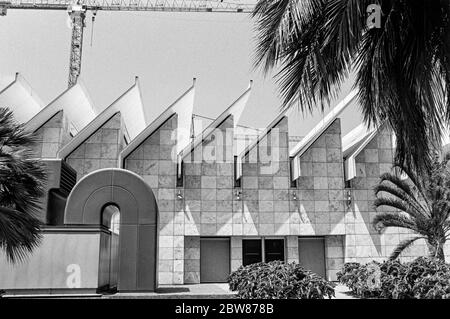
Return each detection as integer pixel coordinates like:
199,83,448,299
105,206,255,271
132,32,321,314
427,238,446,261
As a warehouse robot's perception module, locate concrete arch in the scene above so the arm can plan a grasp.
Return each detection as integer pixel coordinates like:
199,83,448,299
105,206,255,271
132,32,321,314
64,168,158,292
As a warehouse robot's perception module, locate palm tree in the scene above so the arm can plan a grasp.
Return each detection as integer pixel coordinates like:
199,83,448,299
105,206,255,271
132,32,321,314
252,0,450,174
373,151,450,261
0,108,46,263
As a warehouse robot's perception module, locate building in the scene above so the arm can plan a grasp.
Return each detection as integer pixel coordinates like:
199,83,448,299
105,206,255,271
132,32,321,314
0,74,441,295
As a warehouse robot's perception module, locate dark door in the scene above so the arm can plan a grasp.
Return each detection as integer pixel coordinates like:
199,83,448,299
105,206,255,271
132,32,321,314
298,237,326,278
264,239,285,262
242,239,262,266
200,238,230,283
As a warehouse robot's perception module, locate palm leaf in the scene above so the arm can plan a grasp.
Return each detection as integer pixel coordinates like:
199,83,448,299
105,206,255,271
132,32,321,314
253,0,450,173
373,197,429,229
0,107,46,263
375,182,430,221
389,236,424,261
391,163,432,209
372,212,419,234
0,206,42,263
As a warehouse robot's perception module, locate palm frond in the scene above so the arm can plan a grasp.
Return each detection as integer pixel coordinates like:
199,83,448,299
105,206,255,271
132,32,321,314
0,206,42,263
373,197,429,229
253,0,449,173
389,236,424,261
354,0,449,174
252,0,317,73
372,212,419,234
375,182,430,220
0,107,46,263
391,163,432,209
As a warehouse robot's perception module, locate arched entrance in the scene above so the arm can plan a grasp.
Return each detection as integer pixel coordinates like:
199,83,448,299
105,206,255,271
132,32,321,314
64,168,158,292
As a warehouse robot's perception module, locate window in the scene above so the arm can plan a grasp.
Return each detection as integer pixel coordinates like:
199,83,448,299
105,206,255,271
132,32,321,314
264,239,285,262
242,238,285,266
176,159,184,187
234,155,241,188
289,156,298,188
242,239,262,266
343,161,351,188
344,179,351,189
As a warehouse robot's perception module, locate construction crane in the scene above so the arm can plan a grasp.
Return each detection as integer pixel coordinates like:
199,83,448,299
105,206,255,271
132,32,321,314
0,0,255,88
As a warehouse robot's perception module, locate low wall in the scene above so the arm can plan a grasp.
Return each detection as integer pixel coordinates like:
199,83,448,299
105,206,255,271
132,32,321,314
0,226,115,295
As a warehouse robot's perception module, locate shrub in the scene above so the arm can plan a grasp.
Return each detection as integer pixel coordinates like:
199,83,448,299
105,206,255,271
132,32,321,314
227,261,336,299
337,257,450,299
337,263,380,298
408,257,450,299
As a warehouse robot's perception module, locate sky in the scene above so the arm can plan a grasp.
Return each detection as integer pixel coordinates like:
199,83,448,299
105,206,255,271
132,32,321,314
0,9,363,139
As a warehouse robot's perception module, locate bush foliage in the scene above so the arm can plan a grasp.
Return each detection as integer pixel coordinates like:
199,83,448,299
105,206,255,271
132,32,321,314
227,261,336,299
337,257,450,299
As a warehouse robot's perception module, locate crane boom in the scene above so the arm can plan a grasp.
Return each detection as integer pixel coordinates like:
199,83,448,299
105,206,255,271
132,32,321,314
0,0,255,87
1,0,254,13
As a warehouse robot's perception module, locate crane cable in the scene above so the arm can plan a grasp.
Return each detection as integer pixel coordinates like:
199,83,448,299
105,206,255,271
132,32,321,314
90,10,97,47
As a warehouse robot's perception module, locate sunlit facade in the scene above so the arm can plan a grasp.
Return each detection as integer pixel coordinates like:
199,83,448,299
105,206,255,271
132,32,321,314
0,74,438,295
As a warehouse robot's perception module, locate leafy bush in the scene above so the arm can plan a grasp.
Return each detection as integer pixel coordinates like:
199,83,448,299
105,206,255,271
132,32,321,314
337,261,383,298
408,257,450,299
337,257,450,299
227,261,336,299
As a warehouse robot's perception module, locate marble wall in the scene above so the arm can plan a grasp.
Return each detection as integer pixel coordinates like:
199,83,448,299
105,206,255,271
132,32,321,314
241,116,292,236
29,103,449,286
184,236,200,283
345,125,428,263
124,114,183,285
296,119,346,236
66,112,126,180
183,115,235,237
123,113,348,283
32,110,72,158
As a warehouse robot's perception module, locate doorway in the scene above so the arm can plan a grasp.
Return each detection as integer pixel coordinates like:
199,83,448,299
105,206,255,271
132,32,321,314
200,238,230,283
102,204,120,290
298,237,326,278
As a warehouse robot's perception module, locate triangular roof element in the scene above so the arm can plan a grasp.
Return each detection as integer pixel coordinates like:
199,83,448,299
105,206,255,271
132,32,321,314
57,77,145,159
119,78,196,166
343,124,378,181
0,73,44,123
114,77,147,140
289,89,358,158
25,80,96,134
342,124,373,158
181,80,252,159
239,108,289,159
0,74,16,91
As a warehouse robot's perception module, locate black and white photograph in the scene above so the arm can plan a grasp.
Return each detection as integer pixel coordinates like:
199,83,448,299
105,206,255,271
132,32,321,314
0,0,449,314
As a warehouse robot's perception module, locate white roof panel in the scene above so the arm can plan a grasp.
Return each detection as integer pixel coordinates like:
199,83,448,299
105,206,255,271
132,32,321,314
290,89,358,158
111,77,146,140
343,125,378,181
182,81,252,159
342,124,373,158
239,108,289,159
0,73,43,123
119,79,196,165
58,78,145,159
25,80,97,134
